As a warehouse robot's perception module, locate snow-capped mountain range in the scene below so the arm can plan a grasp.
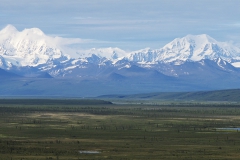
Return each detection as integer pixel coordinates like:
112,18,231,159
127,34,240,65
1,24,240,96
1,24,240,79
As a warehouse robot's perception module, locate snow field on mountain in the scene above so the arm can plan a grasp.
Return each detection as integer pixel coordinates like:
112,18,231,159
0,24,240,78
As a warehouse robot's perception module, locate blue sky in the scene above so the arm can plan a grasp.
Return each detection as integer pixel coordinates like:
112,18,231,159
0,0,240,50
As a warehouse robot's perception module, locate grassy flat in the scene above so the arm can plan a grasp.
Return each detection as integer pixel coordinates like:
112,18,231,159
0,101,240,159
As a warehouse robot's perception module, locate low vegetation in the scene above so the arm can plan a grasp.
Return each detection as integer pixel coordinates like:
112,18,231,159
0,100,240,159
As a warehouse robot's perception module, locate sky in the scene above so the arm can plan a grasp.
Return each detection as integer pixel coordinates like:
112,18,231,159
0,0,240,51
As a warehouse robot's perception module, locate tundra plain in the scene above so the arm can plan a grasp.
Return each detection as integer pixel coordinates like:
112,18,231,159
0,99,240,159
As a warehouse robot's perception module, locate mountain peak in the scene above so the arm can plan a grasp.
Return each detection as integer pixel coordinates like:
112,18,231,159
0,24,18,34
184,34,217,44
23,27,45,36
166,34,217,49
78,47,128,60
0,25,69,67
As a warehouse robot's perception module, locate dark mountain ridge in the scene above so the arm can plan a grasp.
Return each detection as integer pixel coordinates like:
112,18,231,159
98,89,240,102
